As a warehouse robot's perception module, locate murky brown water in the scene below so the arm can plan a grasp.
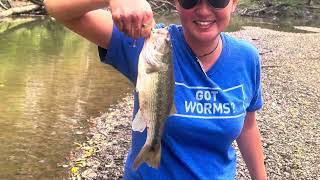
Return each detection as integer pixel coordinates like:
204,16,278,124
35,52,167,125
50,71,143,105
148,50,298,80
0,15,318,179
0,18,132,179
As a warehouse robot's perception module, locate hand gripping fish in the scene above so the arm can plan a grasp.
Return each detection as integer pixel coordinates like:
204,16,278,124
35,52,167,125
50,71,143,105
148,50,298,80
132,27,176,170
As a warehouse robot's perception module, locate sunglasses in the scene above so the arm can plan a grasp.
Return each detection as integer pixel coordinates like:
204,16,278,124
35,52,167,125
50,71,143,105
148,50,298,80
178,0,230,9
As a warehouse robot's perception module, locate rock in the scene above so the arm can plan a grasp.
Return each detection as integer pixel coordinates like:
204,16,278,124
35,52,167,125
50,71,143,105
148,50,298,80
81,169,97,179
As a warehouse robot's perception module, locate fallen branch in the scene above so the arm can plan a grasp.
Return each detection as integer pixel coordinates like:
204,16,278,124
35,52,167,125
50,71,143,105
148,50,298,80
259,50,273,55
0,4,40,17
262,65,282,68
98,130,109,138
0,1,9,10
148,0,175,14
7,0,11,8
28,0,44,6
0,18,39,34
303,5,320,10
247,7,268,16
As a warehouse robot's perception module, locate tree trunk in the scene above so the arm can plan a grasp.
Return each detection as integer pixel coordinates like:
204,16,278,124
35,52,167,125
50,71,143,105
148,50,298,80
0,4,40,17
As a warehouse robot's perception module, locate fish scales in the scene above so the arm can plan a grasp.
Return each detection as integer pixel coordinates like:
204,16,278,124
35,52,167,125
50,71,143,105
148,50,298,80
132,28,176,170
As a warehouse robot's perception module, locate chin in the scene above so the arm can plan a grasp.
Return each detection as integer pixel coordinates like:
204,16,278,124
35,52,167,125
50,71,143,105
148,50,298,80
194,32,218,42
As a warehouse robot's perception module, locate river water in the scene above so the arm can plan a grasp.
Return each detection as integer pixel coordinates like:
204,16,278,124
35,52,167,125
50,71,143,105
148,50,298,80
0,18,133,179
0,15,318,179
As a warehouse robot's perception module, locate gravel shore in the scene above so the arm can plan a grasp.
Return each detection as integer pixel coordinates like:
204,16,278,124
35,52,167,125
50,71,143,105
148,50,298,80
68,26,320,180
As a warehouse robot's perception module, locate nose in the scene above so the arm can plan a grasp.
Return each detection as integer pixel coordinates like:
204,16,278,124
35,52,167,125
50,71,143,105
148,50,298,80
195,0,212,15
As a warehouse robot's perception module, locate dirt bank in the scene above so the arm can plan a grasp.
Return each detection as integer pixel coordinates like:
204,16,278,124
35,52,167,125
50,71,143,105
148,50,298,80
66,26,320,179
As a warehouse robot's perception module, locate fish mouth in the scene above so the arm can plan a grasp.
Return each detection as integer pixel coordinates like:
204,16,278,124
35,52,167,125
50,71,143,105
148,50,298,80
193,20,216,29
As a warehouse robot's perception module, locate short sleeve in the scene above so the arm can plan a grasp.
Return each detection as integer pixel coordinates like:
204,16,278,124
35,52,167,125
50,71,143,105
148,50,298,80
98,25,144,83
246,51,263,112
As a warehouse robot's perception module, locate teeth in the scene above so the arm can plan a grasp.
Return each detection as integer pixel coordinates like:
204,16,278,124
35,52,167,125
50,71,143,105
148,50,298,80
195,21,213,25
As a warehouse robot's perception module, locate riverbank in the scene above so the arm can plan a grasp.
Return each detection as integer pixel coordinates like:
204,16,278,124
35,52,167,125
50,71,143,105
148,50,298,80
1,0,319,20
237,2,320,20
66,26,320,179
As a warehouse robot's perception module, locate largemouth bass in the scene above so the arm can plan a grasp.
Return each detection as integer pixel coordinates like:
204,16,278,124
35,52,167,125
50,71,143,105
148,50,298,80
132,27,176,170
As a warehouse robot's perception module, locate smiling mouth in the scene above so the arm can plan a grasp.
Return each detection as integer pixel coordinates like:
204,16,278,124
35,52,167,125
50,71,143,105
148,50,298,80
194,20,216,27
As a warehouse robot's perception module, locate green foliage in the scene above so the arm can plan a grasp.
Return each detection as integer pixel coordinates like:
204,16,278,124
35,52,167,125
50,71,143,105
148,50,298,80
238,0,261,8
272,0,300,6
239,0,319,6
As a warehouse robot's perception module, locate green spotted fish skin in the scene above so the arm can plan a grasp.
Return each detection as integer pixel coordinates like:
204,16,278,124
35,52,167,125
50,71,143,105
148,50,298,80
132,28,176,170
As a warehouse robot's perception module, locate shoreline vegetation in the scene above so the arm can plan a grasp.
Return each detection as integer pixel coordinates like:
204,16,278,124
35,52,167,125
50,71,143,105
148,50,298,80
0,0,319,19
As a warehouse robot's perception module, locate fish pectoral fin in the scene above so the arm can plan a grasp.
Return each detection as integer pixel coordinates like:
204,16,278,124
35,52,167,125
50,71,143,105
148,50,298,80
169,104,177,115
144,51,166,74
132,110,146,132
135,80,140,93
145,61,166,74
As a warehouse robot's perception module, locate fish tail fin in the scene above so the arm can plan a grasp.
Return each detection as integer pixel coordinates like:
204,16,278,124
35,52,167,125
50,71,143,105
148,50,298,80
132,143,161,170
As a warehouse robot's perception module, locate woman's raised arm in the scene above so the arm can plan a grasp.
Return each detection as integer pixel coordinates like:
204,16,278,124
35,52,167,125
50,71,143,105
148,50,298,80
44,0,154,48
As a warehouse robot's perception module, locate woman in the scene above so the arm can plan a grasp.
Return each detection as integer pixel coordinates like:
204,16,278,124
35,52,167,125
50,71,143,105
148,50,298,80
44,0,267,179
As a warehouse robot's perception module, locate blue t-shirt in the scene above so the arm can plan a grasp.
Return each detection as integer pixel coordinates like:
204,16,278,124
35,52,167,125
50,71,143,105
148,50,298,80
98,24,263,180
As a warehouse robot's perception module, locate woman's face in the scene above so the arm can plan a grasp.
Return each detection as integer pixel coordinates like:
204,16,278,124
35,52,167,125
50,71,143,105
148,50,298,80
175,0,238,43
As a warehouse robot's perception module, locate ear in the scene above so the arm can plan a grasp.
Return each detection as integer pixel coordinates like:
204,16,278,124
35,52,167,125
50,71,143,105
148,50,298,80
174,0,180,11
230,0,238,13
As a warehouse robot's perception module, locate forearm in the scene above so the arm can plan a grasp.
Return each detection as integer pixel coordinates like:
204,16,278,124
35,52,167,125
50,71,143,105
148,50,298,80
237,112,267,180
44,0,109,22
43,0,154,47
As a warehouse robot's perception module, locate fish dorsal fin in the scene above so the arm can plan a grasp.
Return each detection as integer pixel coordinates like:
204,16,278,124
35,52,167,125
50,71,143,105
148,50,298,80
170,104,177,115
132,110,146,132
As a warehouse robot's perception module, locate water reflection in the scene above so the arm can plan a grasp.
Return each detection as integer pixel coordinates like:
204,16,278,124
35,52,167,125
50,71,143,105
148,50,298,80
0,18,132,179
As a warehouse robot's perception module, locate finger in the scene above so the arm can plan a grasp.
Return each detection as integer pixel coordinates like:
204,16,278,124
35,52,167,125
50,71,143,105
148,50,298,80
112,11,124,32
131,13,141,39
141,13,155,38
133,13,143,39
122,12,132,36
